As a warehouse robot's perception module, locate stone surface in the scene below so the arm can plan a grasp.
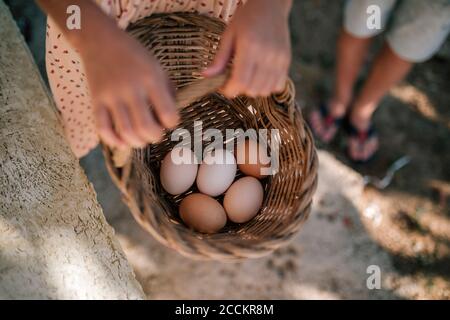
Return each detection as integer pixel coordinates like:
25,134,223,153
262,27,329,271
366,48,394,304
0,1,144,299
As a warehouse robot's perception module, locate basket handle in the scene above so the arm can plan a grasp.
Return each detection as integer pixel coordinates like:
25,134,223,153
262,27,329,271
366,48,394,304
175,72,228,109
111,73,228,168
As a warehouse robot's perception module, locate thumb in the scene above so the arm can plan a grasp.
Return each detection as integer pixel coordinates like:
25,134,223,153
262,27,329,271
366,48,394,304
203,29,234,77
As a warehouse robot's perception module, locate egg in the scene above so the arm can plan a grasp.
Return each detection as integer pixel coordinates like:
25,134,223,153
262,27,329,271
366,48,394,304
223,176,264,223
235,139,271,179
179,193,227,233
196,148,237,197
160,147,198,195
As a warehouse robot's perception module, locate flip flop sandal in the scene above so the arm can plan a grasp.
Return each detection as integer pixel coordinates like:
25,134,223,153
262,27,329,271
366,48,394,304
346,121,379,164
308,103,344,143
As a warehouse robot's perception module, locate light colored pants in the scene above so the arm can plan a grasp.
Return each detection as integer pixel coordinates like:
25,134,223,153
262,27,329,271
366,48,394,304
344,0,450,62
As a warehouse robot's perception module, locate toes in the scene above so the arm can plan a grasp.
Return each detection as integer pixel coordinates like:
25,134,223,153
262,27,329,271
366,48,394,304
362,137,379,161
348,138,361,161
309,110,338,143
309,111,324,136
349,136,379,162
322,126,337,143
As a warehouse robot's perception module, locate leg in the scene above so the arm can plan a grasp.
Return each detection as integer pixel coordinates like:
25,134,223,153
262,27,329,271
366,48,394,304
348,43,412,161
348,0,450,161
331,0,397,117
349,43,413,132
309,29,372,143
309,0,396,143
330,29,373,118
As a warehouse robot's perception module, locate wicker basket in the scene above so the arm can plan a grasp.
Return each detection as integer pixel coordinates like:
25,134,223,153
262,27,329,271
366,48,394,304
103,13,318,261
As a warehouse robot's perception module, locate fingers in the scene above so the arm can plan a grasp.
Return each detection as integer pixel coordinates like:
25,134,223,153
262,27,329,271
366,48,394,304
95,95,165,149
127,89,164,143
94,74,179,150
146,73,179,129
94,105,126,149
270,61,289,94
274,71,287,93
247,63,272,97
203,29,235,77
251,53,290,97
221,49,256,97
223,56,289,98
107,101,146,148
221,40,290,98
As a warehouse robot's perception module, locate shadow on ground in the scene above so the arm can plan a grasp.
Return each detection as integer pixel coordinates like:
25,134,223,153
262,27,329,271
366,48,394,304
7,0,450,299
289,0,450,296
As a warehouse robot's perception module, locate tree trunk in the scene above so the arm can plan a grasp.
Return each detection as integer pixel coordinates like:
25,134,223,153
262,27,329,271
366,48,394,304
0,1,145,299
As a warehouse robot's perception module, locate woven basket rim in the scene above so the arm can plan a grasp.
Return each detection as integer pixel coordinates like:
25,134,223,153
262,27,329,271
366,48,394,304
103,12,318,261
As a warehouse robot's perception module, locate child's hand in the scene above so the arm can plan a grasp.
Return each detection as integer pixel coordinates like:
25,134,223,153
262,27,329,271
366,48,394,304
37,0,179,150
204,0,292,98
80,28,179,149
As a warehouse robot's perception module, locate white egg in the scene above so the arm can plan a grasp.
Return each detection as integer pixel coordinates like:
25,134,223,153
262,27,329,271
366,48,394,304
160,147,198,195
196,148,237,197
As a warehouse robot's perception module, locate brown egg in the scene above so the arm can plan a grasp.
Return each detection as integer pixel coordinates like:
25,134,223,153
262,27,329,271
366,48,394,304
235,139,271,179
223,176,264,223
179,193,227,234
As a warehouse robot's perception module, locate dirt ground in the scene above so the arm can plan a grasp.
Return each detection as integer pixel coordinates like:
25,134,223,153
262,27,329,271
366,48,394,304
5,0,450,299
289,0,450,281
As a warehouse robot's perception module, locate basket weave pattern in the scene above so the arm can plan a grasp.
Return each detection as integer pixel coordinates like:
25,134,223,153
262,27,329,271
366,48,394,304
104,13,318,260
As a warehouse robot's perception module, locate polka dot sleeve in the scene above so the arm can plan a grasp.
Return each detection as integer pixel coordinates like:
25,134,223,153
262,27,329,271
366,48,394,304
46,0,245,158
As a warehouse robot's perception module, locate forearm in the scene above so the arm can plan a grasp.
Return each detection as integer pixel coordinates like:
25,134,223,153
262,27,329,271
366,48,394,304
36,0,118,56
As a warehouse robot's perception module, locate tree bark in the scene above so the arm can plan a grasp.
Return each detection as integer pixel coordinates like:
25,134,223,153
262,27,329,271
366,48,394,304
0,1,145,299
